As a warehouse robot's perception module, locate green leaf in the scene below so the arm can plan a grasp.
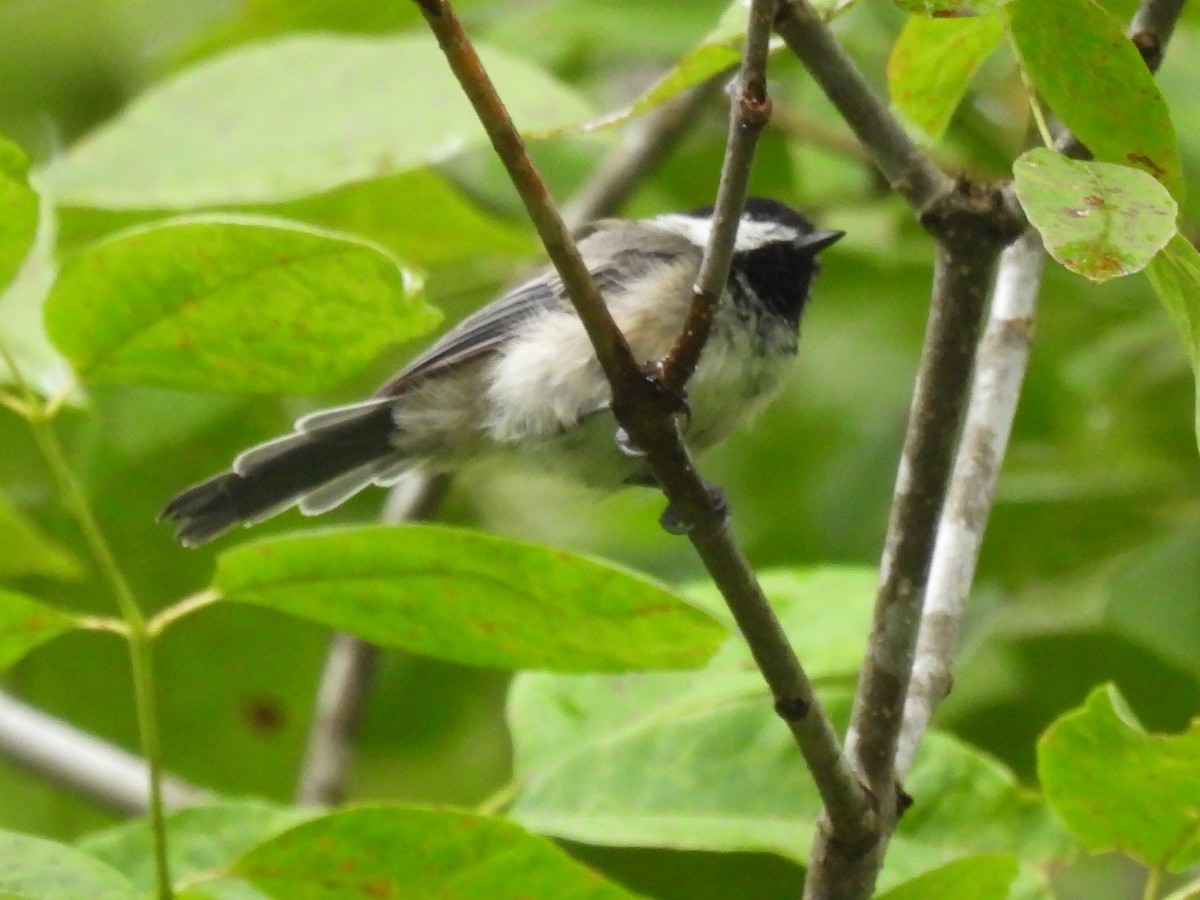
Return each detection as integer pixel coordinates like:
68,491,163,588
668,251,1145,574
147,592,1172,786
887,13,1004,142
0,829,135,899
214,524,724,672
0,498,83,581
266,170,533,267
566,3,745,135
228,806,639,899
1145,233,1200,447
1038,683,1200,870
79,800,313,896
0,590,79,672
38,35,593,209
684,566,877,678
1006,0,1183,198
57,170,533,266
560,0,849,136
0,135,38,290
876,854,1018,900
44,214,436,394
176,0,426,66
1013,149,1177,283
509,567,1069,878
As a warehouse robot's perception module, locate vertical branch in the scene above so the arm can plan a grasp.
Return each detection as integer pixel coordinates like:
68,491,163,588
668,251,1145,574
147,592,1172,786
806,202,1017,899
896,229,1043,776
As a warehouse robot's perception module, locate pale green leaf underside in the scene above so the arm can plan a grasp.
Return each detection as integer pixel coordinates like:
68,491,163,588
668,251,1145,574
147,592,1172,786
38,34,593,209
1039,684,1200,871
888,13,1004,142
0,590,79,673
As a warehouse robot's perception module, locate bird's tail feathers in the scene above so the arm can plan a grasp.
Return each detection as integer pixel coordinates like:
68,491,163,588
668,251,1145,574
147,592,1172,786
161,398,404,546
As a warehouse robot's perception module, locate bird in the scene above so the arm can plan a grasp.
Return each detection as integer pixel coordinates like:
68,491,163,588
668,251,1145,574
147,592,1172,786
161,197,843,546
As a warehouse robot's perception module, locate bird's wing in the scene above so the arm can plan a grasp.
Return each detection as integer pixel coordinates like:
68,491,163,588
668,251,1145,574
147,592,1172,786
374,222,688,398
374,274,561,396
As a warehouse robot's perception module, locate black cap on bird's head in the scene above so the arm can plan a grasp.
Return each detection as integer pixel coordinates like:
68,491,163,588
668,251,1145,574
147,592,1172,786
660,197,843,325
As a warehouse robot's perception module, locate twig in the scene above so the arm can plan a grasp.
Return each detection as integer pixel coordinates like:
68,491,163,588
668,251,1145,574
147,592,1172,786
295,474,450,805
413,0,874,842
660,0,775,392
774,0,951,215
895,228,1043,776
1129,0,1184,72
296,51,721,811
0,690,211,815
561,75,727,231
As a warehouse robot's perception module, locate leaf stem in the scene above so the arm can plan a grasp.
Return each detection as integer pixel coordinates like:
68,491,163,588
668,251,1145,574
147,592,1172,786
1000,8,1055,148
0,341,174,900
147,589,222,638
1143,866,1164,900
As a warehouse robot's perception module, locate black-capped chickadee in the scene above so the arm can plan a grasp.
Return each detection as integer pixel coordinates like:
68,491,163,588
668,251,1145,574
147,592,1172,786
162,198,843,546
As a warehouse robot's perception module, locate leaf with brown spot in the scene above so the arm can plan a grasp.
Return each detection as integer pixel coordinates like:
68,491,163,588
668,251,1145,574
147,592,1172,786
1014,149,1176,283
1007,0,1183,198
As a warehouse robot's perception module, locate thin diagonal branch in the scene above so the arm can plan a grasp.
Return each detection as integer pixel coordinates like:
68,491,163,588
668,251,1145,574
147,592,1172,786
896,228,1043,777
296,59,723,810
660,0,775,392
413,0,639,398
1130,0,1185,70
413,0,874,842
774,0,951,215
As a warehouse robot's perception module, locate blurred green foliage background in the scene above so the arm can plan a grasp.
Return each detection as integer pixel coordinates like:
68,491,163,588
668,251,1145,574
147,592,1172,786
1,1,1198,897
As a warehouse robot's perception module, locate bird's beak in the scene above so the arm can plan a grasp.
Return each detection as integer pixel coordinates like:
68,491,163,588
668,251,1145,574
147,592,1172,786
798,229,845,254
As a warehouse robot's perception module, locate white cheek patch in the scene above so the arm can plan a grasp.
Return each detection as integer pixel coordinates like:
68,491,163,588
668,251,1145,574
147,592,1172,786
653,213,797,252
